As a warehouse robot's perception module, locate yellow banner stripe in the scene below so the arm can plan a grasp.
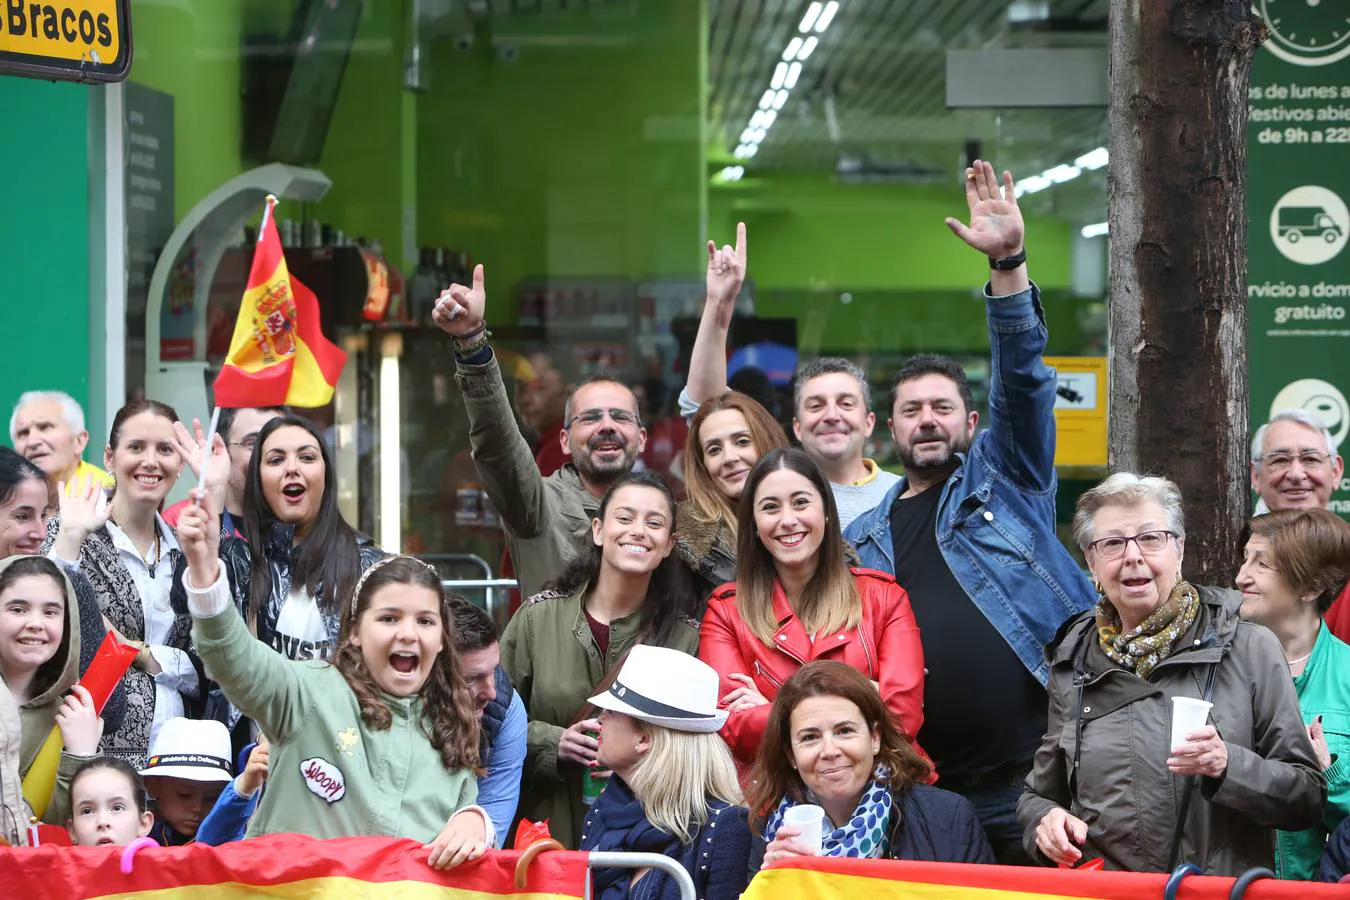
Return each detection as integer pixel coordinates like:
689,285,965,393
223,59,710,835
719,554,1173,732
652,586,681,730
747,868,1103,900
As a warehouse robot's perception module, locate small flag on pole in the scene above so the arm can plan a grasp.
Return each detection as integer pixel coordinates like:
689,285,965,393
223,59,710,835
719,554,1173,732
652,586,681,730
213,195,346,408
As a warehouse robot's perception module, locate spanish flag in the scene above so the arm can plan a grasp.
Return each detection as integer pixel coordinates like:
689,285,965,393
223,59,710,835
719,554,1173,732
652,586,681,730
213,196,346,408
746,856,1337,900
0,835,591,898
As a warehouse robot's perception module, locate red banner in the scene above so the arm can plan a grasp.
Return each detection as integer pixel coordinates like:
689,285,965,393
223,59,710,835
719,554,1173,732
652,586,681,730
744,856,1347,900
0,835,590,900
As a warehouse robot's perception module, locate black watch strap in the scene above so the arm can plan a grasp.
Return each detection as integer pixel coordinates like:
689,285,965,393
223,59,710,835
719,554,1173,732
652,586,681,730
989,248,1027,270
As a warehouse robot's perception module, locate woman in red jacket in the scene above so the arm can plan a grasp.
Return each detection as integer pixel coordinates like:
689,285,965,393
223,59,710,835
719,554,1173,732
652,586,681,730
698,447,927,769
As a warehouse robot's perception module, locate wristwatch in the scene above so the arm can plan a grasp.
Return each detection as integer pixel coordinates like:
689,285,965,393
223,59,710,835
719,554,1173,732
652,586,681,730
989,248,1027,270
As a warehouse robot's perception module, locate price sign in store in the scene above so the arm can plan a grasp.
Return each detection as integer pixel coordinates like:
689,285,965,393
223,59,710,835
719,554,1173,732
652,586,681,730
1248,1,1350,516
0,0,131,83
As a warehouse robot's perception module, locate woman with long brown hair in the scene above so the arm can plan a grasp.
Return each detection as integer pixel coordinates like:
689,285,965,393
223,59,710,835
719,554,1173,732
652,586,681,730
500,471,701,849
699,448,927,769
676,392,789,600
752,662,990,864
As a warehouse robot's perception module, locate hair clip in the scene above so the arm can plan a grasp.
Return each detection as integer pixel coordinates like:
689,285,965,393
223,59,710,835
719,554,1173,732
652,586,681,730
349,555,444,616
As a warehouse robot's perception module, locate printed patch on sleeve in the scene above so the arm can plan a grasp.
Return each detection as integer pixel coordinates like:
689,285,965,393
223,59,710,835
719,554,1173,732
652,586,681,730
301,756,347,803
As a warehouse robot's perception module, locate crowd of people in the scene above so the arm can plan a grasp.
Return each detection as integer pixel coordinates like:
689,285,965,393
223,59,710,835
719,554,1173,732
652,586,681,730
1,162,1347,893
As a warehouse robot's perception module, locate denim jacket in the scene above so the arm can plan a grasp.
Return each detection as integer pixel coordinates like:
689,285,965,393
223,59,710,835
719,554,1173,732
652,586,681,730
843,282,1095,684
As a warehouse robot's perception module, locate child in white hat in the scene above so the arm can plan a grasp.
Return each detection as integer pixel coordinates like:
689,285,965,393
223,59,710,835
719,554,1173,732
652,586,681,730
139,717,233,845
579,645,752,900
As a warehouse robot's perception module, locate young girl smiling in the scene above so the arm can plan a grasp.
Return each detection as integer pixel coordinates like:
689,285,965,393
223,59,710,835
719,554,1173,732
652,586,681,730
177,498,489,867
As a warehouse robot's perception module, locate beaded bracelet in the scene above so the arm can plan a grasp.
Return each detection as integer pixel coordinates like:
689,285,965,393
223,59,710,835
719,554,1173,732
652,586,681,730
454,327,492,357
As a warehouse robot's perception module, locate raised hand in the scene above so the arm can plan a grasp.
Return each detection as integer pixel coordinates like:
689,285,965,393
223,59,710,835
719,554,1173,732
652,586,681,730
172,419,229,507
705,222,747,328
431,264,488,339
945,160,1024,259
52,474,111,560
177,494,221,589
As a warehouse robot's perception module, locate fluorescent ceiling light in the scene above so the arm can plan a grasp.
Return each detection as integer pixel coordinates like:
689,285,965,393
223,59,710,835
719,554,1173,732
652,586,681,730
741,143,759,158
1081,222,1108,238
720,166,745,182
760,109,778,128
734,144,753,159
799,2,823,32
751,110,770,128
784,61,802,88
783,37,803,60
1015,174,1051,196
740,127,758,144
815,1,839,32
749,128,767,143
772,89,790,110
771,62,788,89
1044,164,1081,184
797,36,819,61
759,89,776,109
1075,147,1109,170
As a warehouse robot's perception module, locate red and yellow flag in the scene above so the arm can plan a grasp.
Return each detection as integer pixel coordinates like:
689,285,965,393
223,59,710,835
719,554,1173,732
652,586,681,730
0,835,590,899
745,856,1347,900
213,197,346,408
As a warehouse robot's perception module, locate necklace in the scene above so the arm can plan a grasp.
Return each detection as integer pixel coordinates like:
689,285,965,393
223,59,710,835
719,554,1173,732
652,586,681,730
1287,651,1312,668
110,514,161,569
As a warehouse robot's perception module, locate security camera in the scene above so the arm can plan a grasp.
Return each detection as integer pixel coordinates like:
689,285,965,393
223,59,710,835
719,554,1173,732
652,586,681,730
454,33,474,52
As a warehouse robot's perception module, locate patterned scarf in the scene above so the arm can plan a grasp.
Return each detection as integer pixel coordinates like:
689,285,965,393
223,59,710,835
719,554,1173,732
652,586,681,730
1096,580,1200,679
763,770,893,859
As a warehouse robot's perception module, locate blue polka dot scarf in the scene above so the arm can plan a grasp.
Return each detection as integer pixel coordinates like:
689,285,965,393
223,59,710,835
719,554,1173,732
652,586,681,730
763,771,893,859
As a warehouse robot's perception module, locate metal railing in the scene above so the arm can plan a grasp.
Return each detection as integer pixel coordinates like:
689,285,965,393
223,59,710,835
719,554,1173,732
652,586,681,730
420,552,518,629
584,852,696,900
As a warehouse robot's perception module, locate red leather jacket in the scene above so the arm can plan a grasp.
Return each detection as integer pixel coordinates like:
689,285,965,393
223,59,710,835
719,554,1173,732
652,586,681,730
698,567,928,769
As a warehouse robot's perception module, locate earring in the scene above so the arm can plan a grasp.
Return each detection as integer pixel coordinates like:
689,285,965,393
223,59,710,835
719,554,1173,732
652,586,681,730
1092,579,1104,596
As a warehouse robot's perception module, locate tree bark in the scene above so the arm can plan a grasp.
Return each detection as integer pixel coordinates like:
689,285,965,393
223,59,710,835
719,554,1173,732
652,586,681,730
1107,0,1264,585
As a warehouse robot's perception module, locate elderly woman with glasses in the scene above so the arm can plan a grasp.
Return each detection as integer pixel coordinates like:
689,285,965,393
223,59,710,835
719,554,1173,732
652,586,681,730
1018,472,1324,875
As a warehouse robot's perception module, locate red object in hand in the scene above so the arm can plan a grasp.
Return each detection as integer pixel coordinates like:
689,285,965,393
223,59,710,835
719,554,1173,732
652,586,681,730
80,632,141,713
512,820,554,850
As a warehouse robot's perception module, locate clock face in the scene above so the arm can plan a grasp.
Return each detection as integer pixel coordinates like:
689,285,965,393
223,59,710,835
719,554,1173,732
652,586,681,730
1259,0,1350,65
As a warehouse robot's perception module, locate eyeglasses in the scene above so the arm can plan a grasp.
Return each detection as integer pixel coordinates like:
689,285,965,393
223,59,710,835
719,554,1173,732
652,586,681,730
1086,530,1177,560
227,437,258,452
566,408,641,428
1260,451,1331,472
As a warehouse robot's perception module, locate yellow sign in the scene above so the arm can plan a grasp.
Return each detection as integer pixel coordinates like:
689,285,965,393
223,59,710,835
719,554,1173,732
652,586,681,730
0,0,131,83
1045,356,1107,467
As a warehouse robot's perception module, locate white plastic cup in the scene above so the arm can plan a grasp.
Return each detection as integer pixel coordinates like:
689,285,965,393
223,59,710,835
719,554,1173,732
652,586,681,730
1171,697,1214,751
782,804,825,855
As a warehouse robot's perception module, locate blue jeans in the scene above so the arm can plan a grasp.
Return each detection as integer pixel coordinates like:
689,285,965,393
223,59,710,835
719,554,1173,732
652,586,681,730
959,775,1032,866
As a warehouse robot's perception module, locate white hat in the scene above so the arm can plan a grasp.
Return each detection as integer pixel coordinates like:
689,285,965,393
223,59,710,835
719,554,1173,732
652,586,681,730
588,645,729,733
139,718,234,784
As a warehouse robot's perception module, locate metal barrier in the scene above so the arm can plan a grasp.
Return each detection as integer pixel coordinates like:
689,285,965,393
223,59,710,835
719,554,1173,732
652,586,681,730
420,552,518,630
584,852,696,900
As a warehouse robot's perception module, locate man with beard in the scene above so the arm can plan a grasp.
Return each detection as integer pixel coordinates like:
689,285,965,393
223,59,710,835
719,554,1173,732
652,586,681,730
431,265,647,598
844,161,1094,864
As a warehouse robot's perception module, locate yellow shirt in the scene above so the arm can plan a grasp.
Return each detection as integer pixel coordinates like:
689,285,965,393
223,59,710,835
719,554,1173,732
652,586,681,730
63,459,115,493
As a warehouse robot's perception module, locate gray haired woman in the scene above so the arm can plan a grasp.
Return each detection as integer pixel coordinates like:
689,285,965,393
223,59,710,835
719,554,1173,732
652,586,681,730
1018,473,1324,874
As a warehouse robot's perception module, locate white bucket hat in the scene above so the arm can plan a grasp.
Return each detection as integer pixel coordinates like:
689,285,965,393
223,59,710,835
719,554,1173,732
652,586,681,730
588,645,729,733
139,718,234,784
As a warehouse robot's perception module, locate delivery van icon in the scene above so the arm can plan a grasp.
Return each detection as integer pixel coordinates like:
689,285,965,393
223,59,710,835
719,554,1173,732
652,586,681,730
1270,187,1349,266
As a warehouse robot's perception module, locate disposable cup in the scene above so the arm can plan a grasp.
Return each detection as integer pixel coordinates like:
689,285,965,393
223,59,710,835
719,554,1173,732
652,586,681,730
782,804,824,855
1170,697,1213,751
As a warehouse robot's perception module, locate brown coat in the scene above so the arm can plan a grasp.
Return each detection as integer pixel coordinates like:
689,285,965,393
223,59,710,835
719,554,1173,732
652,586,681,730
1018,585,1325,875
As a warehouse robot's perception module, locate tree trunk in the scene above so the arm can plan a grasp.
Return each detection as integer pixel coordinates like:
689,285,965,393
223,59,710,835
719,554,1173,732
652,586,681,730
1107,1,1263,585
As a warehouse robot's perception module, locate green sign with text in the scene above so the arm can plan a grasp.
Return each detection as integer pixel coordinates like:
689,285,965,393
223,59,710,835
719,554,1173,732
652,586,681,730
1248,1,1350,513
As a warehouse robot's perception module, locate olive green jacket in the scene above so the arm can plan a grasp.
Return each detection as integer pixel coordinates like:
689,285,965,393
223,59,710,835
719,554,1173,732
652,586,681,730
455,352,600,599
499,582,700,849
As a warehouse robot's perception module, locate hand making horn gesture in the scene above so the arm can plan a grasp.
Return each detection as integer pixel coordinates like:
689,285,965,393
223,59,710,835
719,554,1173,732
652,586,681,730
431,264,488,340
705,221,747,329
945,159,1026,262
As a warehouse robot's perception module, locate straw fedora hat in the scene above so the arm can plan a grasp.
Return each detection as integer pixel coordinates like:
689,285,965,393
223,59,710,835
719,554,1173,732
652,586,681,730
588,645,729,733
